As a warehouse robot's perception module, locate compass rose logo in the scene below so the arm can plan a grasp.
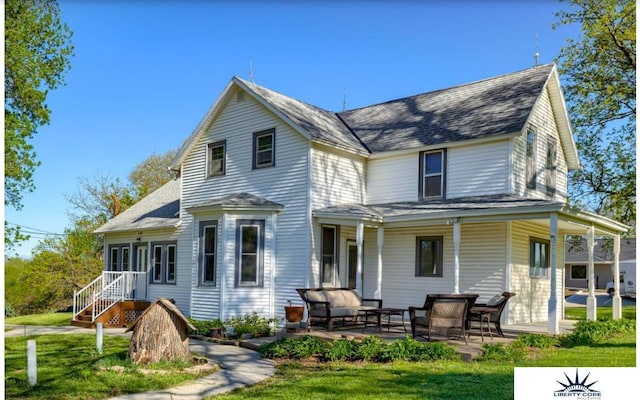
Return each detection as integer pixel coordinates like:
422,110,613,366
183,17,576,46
554,369,601,397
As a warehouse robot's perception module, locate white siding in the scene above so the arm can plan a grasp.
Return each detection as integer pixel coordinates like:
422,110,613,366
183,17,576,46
361,223,507,310
181,87,310,321
447,141,510,199
367,153,418,203
311,144,366,208
508,221,565,324
512,87,569,201
104,229,189,314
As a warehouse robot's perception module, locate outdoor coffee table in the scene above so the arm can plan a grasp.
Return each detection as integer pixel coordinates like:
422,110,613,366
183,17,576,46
361,308,407,333
470,306,494,341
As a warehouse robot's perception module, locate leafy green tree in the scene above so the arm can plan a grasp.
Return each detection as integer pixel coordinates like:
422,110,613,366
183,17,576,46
555,0,635,227
5,0,74,247
129,150,178,199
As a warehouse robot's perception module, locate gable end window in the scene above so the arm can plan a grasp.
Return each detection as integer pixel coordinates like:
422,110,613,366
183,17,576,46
199,220,218,286
207,140,226,177
415,236,443,277
419,150,445,199
236,219,265,287
526,127,537,190
529,238,550,279
253,129,275,169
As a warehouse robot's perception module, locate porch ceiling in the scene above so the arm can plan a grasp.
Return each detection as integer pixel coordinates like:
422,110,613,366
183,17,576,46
313,194,627,235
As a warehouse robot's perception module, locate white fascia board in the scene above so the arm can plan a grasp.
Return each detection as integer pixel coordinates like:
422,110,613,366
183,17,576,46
170,80,236,170
368,134,518,160
312,213,383,226
185,204,284,216
232,77,312,142
559,206,629,234
548,65,580,170
93,223,179,235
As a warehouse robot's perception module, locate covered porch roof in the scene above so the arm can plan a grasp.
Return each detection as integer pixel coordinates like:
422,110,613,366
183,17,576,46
313,194,628,235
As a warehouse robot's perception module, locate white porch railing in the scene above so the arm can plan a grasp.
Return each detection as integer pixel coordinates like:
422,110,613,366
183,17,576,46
73,271,148,322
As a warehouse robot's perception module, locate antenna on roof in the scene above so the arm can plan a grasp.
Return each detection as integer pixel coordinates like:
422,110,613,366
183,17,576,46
249,59,254,83
342,88,347,112
534,33,540,67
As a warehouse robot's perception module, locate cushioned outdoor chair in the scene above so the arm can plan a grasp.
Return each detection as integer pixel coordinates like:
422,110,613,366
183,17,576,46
468,292,516,338
409,293,478,344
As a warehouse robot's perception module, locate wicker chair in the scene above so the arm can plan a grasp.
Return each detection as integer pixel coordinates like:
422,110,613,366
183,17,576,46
468,292,516,338
409,294,478,344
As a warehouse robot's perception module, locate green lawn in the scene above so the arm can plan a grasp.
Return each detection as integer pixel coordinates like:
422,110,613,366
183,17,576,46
4,334,212,400
564,305,636,321
5,312,73,326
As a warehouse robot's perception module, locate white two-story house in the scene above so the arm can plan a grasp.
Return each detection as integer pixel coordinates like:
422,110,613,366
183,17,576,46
79,64,627,333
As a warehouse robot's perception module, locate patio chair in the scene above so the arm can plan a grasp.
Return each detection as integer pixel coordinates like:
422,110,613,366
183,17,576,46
468,292,516,338
408,294,478,344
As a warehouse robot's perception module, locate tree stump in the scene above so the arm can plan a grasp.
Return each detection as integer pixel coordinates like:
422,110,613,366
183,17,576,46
126,298,195,365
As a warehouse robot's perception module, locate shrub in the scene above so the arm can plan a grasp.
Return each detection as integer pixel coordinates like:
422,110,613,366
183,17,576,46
260,335,329,359
226,311,278,338
356,336,388,361
515,333,558,348
323,338,359,362
558,319,636,348
187,318,223,336
479,341,527,363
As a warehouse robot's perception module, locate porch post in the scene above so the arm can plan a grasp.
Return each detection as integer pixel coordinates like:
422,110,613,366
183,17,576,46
356,220,364,294
612,234,622,320
375,227,384,299
452,220,460,295
547,213,559,334
586,226,597,321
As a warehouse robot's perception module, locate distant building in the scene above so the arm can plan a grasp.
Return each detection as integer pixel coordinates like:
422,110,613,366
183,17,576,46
565,238,635,290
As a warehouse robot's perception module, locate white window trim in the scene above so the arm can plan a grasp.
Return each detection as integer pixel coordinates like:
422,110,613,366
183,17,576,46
200,224,217,286
239,223,261,286
421,150,445,199
152,245,164,283
207,140,226,177
165,244,176,283
253,129,275,169
321,225,338,285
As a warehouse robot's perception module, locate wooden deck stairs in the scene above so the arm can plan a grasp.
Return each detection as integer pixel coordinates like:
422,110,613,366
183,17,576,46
71,300,151,329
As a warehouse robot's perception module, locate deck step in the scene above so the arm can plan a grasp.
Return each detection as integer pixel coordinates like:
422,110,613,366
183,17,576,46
70,320,94,329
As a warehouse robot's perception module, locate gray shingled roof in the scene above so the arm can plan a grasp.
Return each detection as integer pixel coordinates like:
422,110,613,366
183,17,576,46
236,78,369,156
186,192,284,211
565,238,636,263
314,194,562,221
94,179,180,234
337,64,554,152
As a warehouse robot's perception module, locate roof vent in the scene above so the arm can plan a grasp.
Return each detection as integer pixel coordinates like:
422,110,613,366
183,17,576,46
236,91,245,102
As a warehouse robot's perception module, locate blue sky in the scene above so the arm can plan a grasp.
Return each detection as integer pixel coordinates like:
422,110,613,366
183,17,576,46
5,0,580,257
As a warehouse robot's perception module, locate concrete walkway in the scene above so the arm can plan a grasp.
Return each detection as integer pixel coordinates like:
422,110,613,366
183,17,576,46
5,325,275,400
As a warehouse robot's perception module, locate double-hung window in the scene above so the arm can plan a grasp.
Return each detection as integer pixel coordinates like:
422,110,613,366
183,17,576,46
420,150,445,199
546,138,557,197
530,238,550,278
321,225,338,285
108,244,130,272
415,236,443,277
526,127,537,189
207,141,226,177
151,242,178,284
236,219,265,287
253,129,275,169
110,247,119,271
199,221,217,286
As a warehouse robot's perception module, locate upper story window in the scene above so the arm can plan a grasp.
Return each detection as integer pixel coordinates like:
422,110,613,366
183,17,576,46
546,137,557,197
207,140,226,177
420,150,445,199
526,127,537,189
253,128,275,169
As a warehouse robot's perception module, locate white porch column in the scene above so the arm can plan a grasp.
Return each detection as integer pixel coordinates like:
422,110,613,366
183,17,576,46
356,220,364,294
453,220,460,295
375,226,384,299
586,226,597,321
547,213,559,334
612,234,622,320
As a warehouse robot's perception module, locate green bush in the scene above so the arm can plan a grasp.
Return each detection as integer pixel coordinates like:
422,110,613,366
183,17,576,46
261,335,459,363
187,318,223,336
514,333,558,348
226,311,278,338
478,341,528,363
558,318,636,347
260,335,329,359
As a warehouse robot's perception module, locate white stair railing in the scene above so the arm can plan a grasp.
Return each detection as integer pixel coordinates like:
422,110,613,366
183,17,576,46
73,271,148,323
